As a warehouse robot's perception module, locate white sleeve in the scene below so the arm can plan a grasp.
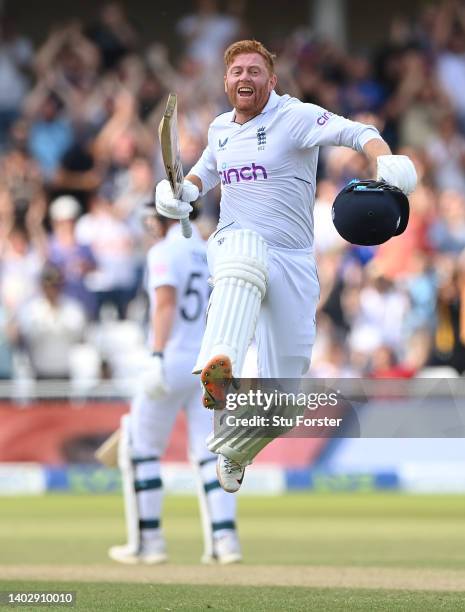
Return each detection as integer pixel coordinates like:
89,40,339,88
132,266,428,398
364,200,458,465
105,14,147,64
286,102,381,152
189,140,220,196
147,245,179,291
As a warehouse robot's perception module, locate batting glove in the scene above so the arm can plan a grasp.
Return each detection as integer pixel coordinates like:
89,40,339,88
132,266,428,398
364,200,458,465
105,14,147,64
376,155,417,196
155,179,198,220
141,353,169,400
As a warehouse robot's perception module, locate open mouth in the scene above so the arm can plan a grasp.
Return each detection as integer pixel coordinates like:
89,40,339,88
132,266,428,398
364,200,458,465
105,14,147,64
237,86,254,97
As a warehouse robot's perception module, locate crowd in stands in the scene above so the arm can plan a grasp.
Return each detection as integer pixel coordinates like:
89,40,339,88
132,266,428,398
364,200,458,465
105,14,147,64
1,0,465,384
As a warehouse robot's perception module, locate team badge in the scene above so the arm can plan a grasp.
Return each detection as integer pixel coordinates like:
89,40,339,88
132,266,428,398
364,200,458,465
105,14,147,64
257,127,266,150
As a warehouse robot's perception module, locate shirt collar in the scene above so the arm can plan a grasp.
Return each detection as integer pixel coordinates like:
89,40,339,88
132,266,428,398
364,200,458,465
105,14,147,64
230,89,280,123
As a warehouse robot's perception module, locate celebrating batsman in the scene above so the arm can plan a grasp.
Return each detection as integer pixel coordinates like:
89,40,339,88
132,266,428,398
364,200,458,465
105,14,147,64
155,40,417,493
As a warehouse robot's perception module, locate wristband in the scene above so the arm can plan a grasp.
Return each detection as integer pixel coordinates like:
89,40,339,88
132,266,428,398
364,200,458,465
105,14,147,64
152,351,164,358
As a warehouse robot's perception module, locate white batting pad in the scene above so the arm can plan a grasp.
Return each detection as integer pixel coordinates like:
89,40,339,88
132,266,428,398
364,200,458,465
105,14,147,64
207,430,271,466
193,230,268,376
118,415,140,552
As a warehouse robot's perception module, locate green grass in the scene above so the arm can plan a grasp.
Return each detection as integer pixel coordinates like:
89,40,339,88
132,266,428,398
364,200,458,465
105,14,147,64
0,582,463,611
1,493,465,610
1,493,465,568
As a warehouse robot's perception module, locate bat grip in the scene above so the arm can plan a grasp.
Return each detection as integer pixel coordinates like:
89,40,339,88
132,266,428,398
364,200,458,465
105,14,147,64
181,216,192,238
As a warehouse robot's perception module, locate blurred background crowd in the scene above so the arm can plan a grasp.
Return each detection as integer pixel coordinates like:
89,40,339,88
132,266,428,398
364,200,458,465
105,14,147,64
1,0,465,386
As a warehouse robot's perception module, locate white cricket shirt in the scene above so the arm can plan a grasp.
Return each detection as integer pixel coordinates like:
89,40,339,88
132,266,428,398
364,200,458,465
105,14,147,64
190,90,381,249
146,225,209,354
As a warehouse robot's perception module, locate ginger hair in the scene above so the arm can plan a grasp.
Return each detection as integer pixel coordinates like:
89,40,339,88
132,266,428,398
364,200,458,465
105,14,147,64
224,40,276,74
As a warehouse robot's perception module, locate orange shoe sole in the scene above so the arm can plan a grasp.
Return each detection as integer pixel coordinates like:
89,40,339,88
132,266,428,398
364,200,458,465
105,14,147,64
200,355,235,410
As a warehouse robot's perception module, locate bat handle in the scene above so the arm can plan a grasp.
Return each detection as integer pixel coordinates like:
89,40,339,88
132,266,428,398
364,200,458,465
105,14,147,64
181,216,192,238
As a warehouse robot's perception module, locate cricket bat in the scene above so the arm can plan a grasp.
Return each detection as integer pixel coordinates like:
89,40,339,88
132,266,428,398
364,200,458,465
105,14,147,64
158,93,192,238
94,429,120,467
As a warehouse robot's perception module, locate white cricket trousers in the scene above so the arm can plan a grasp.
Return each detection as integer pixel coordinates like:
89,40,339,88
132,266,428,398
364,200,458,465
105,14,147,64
207,230,319,378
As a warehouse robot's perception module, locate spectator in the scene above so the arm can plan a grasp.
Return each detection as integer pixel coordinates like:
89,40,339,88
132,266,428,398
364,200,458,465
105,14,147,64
47,195,97,318
27,92,74,181
1,119,43,204
428,255,465,374
30,20,101,132
0,16,33,149
16,263,87,379
176,0,242,72
429,190,465,254
340,53,386,116
0,191,45,314
51,129,101,211
386,48,449,150
404,251,437,334
352,267,409,353
86,2,138,70
435,2,465,130
308,334,356,378
427,112,465,193
113,155,153,231
75,190,138,319
369,345,416,378
93,89,152,193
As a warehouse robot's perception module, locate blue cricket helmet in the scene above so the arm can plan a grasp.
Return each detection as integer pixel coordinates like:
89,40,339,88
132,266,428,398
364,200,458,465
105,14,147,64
331,179,410,246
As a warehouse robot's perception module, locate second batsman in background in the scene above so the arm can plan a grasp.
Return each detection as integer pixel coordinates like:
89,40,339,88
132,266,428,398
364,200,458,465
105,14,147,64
109,203,241,565
155,40,418,493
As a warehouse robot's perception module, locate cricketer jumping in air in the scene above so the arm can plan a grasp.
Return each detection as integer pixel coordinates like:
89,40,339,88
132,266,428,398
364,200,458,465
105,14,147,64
155,40,417,493
109,206,241,564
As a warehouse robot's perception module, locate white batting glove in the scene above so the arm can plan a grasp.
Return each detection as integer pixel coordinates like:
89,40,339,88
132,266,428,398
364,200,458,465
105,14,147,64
376,155,417,196
155,179,199,220
141,354,169,400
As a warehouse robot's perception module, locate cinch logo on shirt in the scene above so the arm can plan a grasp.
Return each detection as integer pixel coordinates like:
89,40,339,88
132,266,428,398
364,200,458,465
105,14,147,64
317,111,334,126
219,163,268,185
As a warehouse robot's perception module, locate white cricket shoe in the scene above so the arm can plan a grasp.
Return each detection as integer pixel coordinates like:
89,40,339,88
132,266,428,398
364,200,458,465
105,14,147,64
108,540,167,565
215,531,242,564
201,531,242,564
216,454,245,493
